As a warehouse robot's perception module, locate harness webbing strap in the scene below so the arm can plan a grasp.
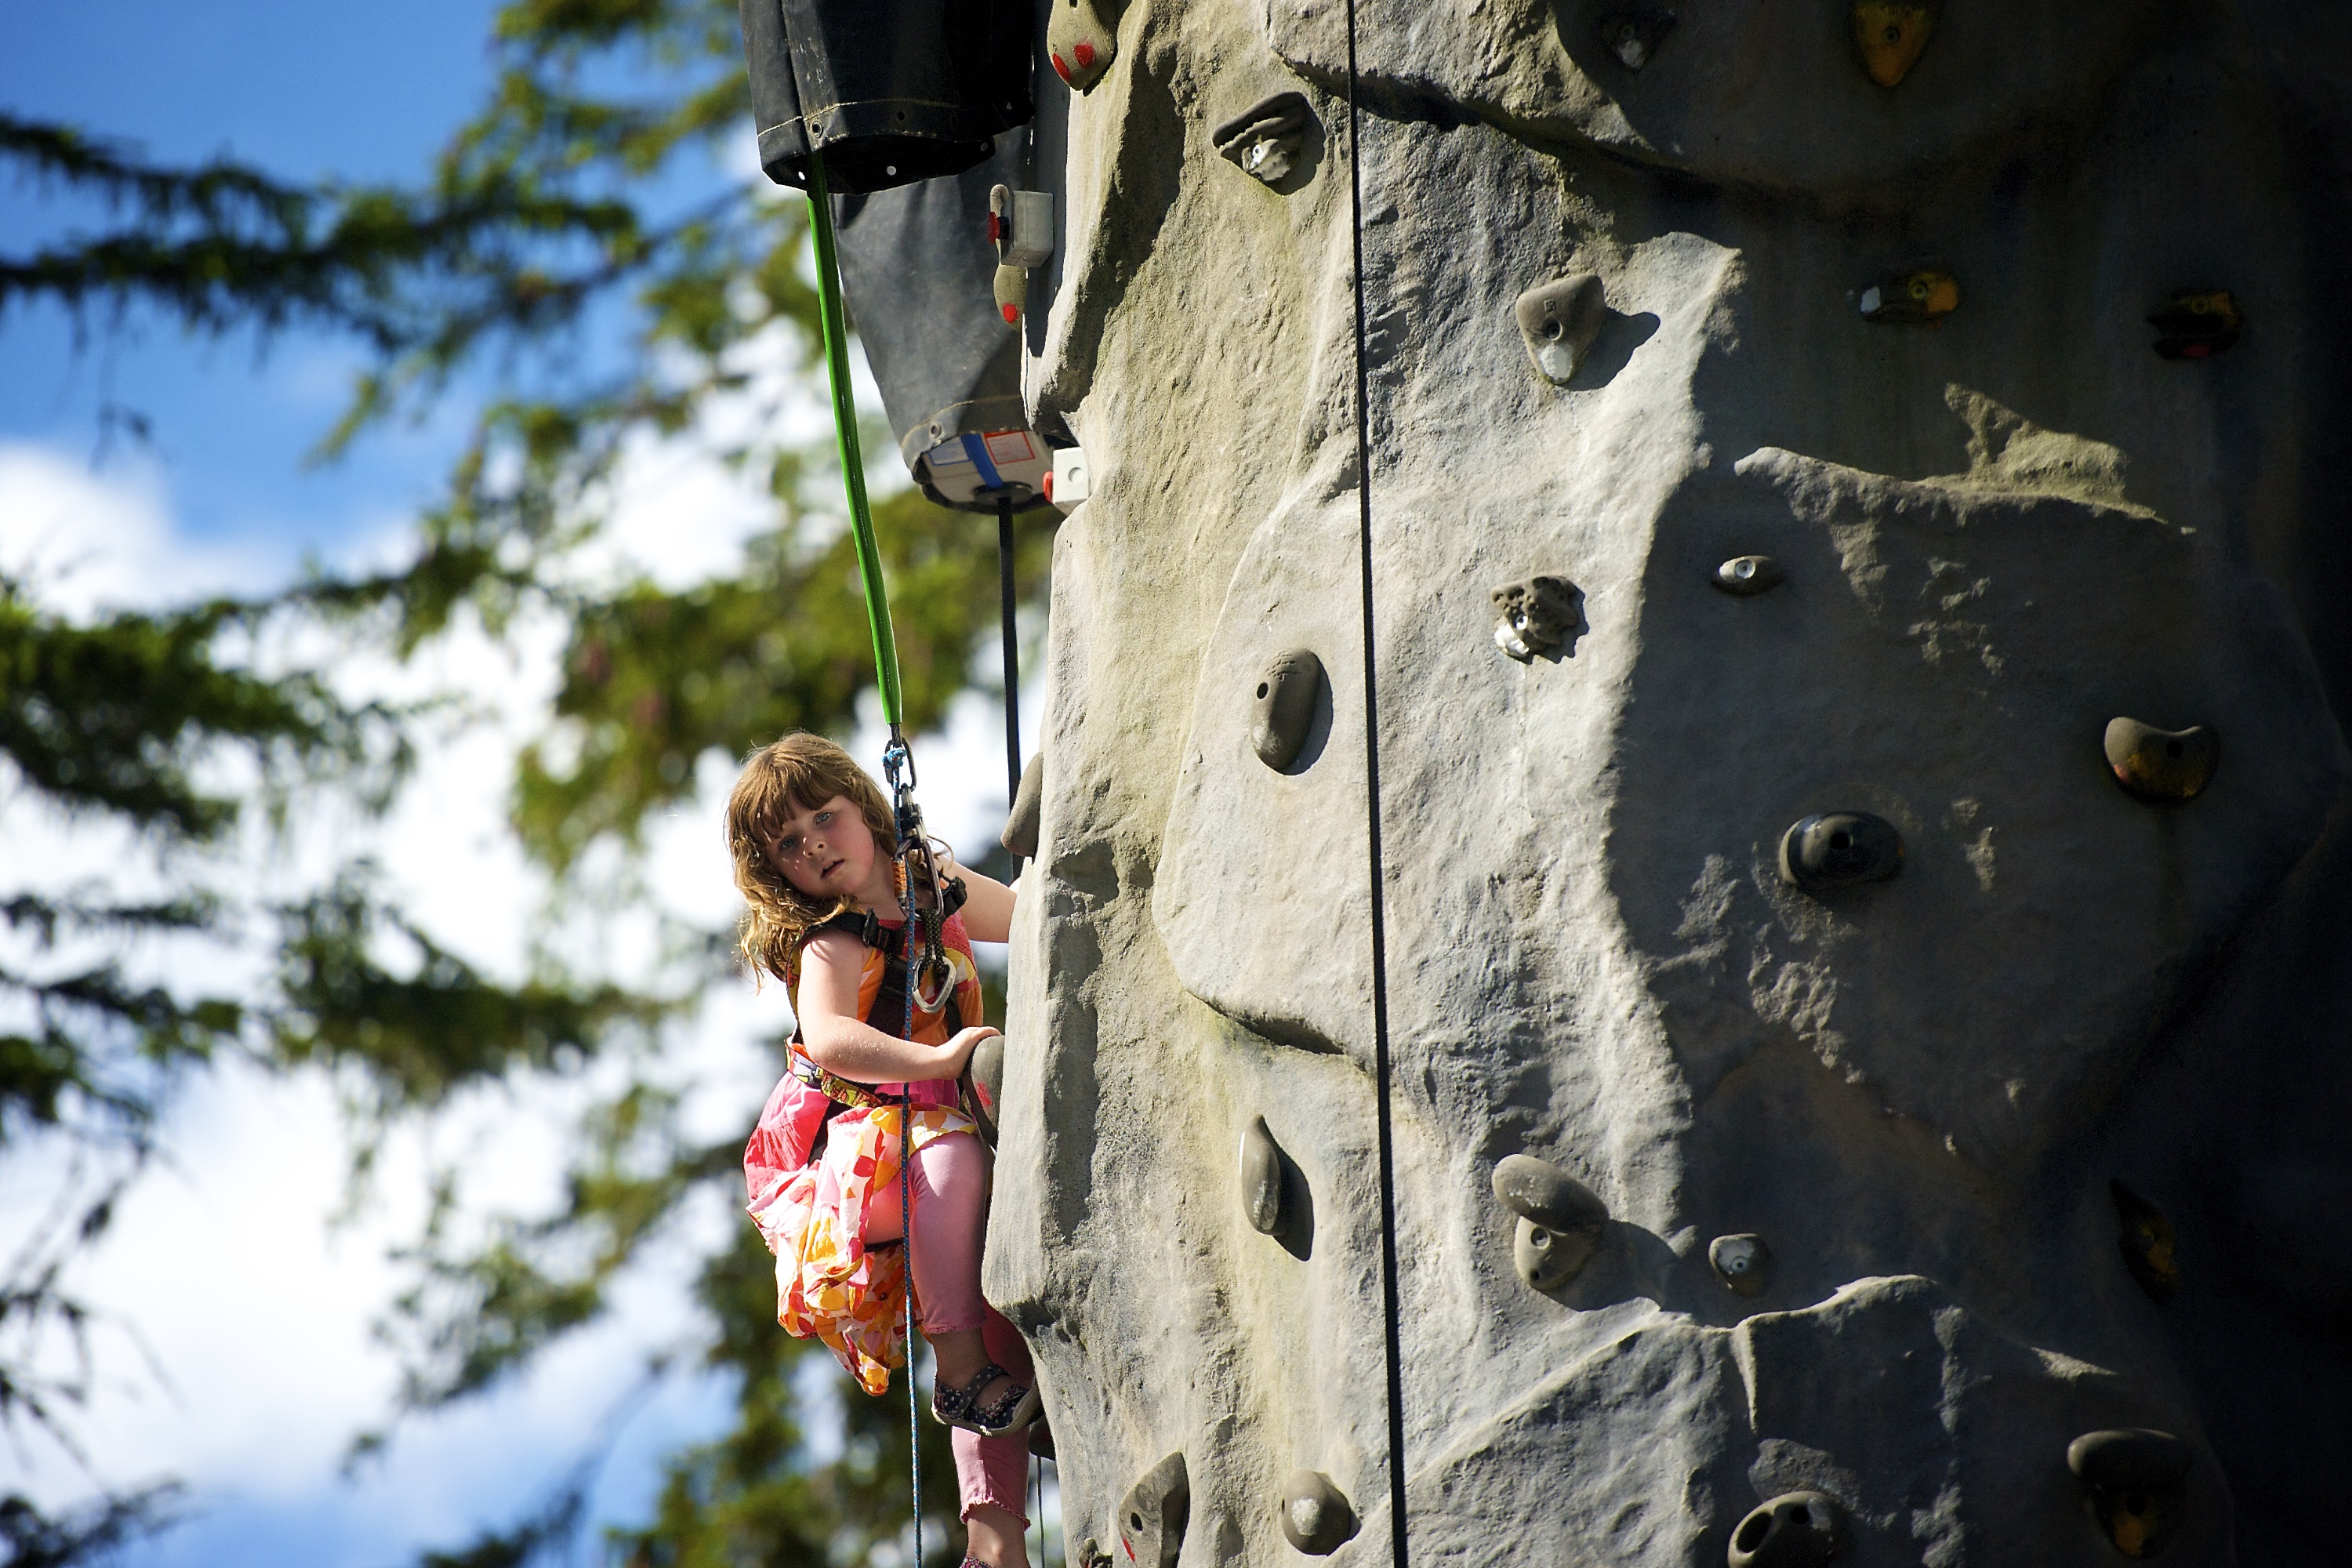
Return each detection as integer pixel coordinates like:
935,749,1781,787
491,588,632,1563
1340,8,1413,1566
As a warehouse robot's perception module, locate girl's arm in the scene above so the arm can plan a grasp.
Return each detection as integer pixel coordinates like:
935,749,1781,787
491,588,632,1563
797,929,997,1082
937,845,1017,944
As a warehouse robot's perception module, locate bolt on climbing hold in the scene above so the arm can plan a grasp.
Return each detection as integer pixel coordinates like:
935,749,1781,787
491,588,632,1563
1708,1233,1773,1297
2110,1180,2181,1302
2103,718,2217,803
1728,1492,1842,1568
1492,1153,1610,1290
1251,649,1326,771
1859,267,1959,325
1514,274,1607,385
1491,575,1584,662
1279,1469,1359,1555
1713,555,1784,596
1849,1,1939,87
1214,93,1312,186
2068,1428,2190,1559
1240,1116,1287,1235
2147,290,2241,360
1779,811,1903,895
1596,12,1675,71
987,185,1054,324
1001,752,1044,860
1048,0,1116,92
1118,1451,1190,1568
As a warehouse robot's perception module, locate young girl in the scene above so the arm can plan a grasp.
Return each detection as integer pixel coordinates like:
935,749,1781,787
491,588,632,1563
731,733,1038,1568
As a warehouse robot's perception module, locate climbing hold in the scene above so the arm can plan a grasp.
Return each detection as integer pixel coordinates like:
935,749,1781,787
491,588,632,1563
1002,752,1043,860
1047,0,1116,92
1240,1116,1287,1236
2068,1429,2190,1559
1214,93,1311,186
2147,290,2242,360
1859,267,1959,325
1278,1469,1358,1555
1514,274,1607,385
1708,1234,1773,1298
1029,1418,1056,1461
2110,1180,2181,1302
1778,812,1904,895
1251,649,1326,771
1712,555,1784,596
1493,1153,1610,1290
2103,718,2217,804
1849,1,1939,88
1076,1540,1115,1568
1728,1492,1843,1568
967,1032,1004,1148
1118,1451,1190,1568
1595,13,1675,71
1491,576,1583,662
993,262,1028,325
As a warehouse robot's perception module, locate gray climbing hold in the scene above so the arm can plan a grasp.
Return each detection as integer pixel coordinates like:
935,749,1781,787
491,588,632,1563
1214,93,1310,186
1595,12,1675,71
1251,650,1325,771
967,1033,1004,1148
1278,1469,1358,1555
1490,576,1583,662
2110,1179,2180,1303
1493,1153,1610,1290
1708,1233,1772,1297
1778,811,1903,895
1712,555,1784,596
1240,1116,1286,1235
1727,1492,1842,1568
2068,1429,2190,1558
2103,717,2218,803
1514,274,1606,385
1002,751,1044,859
1047,0,1115,92
1118,1451,1190,1568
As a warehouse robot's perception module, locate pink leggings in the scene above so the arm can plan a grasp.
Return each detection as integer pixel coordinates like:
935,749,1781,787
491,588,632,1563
865,1130,1034,1526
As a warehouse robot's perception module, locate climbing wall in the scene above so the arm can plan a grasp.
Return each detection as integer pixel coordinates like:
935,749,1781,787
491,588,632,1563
985,1,2352,1563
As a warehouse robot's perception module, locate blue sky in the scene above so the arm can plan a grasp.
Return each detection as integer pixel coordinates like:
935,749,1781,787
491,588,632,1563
0,8,1046,1565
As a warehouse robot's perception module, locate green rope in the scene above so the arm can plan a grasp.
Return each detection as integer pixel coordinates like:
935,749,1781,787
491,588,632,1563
805,151,905,730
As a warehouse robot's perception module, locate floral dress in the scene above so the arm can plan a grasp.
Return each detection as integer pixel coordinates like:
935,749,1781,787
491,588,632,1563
743,909,982,1395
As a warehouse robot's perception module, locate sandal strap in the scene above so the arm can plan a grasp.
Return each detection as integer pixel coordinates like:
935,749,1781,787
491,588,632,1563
971,1375,1034,1432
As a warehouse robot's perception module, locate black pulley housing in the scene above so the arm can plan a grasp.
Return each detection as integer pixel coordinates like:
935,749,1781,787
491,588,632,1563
738,0,1035,194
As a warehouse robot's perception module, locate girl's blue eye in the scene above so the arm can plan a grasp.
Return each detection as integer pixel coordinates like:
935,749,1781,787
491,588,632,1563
815,810,832,825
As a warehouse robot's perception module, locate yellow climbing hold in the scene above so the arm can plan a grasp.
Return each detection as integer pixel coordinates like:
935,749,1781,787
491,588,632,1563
1851,1,1940,88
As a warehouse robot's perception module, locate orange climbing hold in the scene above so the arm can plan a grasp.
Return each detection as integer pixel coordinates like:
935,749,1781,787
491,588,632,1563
1851,1,1940,88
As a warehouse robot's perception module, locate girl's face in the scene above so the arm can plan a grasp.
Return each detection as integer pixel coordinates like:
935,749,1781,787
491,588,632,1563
757,793,889,906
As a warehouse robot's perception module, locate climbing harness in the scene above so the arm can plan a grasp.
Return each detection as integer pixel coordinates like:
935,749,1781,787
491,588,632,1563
1340,2,1414,1563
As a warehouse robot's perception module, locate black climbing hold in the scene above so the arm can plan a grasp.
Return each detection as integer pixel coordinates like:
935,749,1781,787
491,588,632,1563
1252,649,1325,771
2147,290,2241,360
2103,718,2216,804
1029,1417,1055,1461
1777,812,1903,895
1493,1153,1610,1290
1859,267,1958,325
1002,751,1044,858
1214,93,1311,186
1240,1116,1287,1236
1278,1469,1358,1555
1850,1,1939,88
1491,576,1584,662
2068,1429,2190,1559
2110,1180,2180,1302
1118,1451,1190,1568
1515,275,1607,385
1596,12,1675,71
1047,0,1116,93
1712,555,1784,596
1728,1492,1842,1568
1708,1233,1773,1298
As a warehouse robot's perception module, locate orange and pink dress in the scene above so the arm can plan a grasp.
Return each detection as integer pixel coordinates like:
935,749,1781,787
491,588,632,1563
742,909,983,1395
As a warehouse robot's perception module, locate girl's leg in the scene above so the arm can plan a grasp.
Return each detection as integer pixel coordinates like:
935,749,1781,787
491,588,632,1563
865,1131,1012,1403
956,1308,1037,1567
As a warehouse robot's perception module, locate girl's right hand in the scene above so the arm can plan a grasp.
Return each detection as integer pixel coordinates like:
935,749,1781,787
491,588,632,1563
941,1025,1000,1077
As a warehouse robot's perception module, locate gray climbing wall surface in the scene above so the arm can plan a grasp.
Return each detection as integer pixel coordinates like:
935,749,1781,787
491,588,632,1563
979,2,2352,1563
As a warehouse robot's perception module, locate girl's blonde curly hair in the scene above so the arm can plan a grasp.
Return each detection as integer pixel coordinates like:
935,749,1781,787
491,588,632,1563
726,733,896,987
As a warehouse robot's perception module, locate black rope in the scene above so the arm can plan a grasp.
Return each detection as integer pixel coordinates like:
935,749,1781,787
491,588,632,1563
998,495,1024,817
1341,3,1411,1563
886,735,926,1568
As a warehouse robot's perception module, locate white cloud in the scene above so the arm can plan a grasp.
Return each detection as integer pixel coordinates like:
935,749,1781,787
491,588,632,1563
0,443,290,616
